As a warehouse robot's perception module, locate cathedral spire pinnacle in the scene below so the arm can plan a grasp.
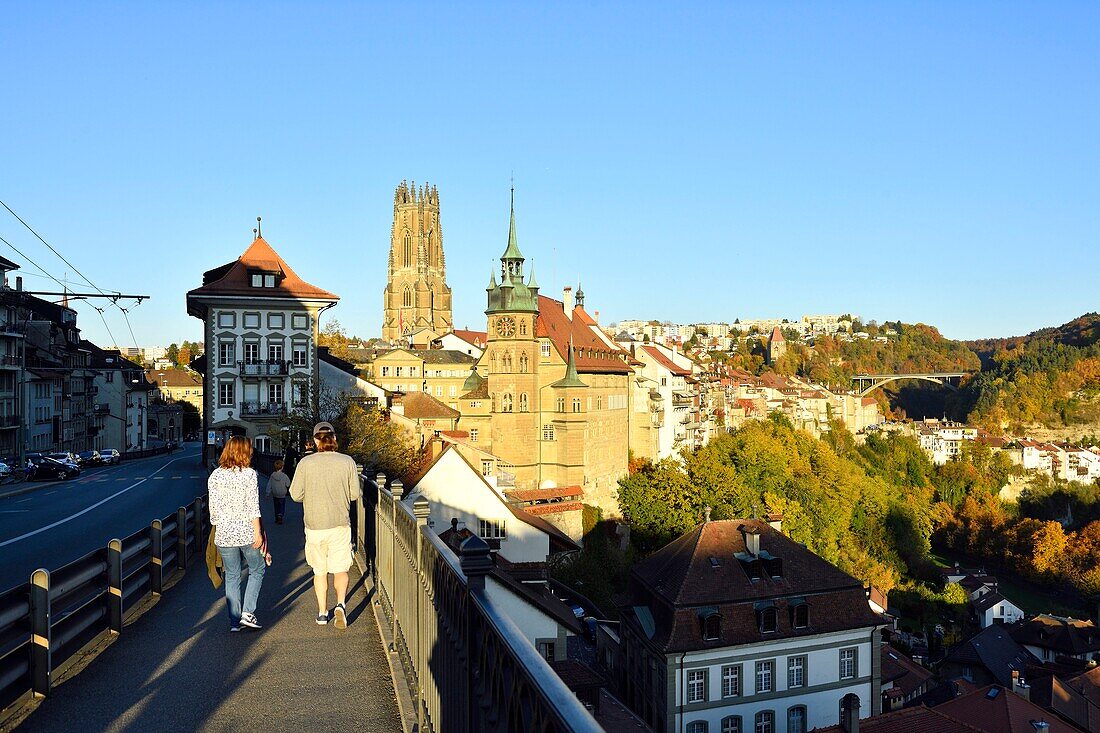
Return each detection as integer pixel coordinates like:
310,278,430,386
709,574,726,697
501,186,524,264
552,337,587,388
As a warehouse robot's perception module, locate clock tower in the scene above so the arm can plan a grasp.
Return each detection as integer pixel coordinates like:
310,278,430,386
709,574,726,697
484,192,541,474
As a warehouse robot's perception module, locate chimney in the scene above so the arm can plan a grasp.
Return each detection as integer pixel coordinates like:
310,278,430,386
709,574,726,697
594,310,600,323
563,287,574,319
1011,670,1030,701
744,526,761,556
15,276,22,291
840,693,860,733
766,513,783,533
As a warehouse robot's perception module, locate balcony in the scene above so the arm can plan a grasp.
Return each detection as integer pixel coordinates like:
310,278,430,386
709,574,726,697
239,360,290,378
240,401,287,418
93,403,111,414
0,355,23,369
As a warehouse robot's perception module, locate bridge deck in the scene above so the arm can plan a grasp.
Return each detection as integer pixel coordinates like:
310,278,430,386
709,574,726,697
17,499,401,733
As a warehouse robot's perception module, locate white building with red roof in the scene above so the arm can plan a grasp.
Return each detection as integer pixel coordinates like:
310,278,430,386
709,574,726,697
186,223,338,459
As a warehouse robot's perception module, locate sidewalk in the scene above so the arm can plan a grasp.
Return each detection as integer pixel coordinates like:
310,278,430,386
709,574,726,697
17,492,401,732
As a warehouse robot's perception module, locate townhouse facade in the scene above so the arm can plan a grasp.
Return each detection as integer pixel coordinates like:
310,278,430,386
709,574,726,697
609,519,885,733
186,227,338,460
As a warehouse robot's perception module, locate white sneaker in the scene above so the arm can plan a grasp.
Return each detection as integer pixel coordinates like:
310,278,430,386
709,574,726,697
333,603,347,630
239,612,262,630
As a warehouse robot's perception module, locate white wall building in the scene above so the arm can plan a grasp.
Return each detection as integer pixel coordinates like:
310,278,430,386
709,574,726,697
186,229,338,460
611,520,885,733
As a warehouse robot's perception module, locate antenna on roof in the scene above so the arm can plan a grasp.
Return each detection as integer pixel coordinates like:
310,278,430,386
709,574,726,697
256,216,262,238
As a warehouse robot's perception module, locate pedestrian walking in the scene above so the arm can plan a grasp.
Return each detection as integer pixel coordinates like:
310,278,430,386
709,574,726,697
289,422,361,629
267,459,291,524
208,436,268,632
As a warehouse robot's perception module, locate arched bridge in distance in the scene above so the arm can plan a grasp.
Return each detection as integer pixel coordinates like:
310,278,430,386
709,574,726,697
852,372,972,397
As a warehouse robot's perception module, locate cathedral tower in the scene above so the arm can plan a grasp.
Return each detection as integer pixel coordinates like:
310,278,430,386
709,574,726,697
382,180,453,342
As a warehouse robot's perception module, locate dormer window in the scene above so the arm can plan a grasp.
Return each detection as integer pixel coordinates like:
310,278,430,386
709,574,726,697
791,599,809,629
699,610,721,641
755,602,778,633
250,272,278,288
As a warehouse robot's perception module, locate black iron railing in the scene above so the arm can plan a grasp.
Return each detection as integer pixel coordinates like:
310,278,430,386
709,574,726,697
361,473,600,733
0,496,206,712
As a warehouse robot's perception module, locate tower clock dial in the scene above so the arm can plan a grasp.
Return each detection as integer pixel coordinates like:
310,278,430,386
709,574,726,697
497,316,516,338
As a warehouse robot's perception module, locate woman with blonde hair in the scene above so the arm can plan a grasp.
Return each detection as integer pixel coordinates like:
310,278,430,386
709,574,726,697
208,435,267,632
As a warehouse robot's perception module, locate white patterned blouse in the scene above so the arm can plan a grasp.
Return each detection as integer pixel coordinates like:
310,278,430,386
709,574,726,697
208,467,261,548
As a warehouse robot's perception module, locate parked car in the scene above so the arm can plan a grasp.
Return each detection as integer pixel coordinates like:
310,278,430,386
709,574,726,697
0,461,11,479
98,449,121,465
28,457,80,481
77,450,102,466
48,452,81,468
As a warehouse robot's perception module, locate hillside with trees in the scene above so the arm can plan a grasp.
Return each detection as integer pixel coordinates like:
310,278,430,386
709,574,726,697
952,313,1100,432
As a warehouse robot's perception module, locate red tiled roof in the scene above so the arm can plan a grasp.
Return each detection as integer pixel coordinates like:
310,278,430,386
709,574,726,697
453,329,487,346
814,706,983,733
881,643,934,696
395,391,460,420
508,486,584,503
187,235,339,302
769,325,785,343
936,684,1082,733
640,345,692,376
438,430,469,439
524,501,583,516
146,368,202,388
535,295,630,375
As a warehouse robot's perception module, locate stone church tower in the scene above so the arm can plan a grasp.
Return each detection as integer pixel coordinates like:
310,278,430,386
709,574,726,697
382,181,453,342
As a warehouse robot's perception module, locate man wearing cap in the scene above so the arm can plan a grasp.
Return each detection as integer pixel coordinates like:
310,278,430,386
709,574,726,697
289,421,361,629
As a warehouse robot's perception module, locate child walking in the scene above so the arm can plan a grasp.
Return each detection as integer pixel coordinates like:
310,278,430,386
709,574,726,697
267,459,291,524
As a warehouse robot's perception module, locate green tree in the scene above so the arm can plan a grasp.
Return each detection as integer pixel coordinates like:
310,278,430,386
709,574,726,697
166,343,179,364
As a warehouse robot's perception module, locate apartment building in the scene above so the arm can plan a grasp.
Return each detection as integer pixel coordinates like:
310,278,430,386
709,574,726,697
186,227,338,460
609,519,885,733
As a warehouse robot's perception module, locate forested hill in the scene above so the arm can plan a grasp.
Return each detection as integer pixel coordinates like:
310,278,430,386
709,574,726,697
966,313,1100,364
951,313,1100,432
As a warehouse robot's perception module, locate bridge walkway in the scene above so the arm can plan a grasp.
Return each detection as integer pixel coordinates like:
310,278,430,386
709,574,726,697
17,497,401,733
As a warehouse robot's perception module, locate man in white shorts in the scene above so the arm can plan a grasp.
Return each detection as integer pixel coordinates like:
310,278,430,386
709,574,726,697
289,421,361,629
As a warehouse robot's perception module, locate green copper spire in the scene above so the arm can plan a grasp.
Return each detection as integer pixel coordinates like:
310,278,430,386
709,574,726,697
527,261,539,290
487,268,498,290
552,338,587,388
501,187,524,263
462,366,486,392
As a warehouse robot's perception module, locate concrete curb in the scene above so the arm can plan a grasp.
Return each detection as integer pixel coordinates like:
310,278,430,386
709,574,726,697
356,552,419,733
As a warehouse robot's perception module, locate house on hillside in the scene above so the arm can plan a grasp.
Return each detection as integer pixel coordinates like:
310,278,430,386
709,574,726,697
1010,615,1100,664
972,592,1025,629
940,625,1036,688
609,518,886,733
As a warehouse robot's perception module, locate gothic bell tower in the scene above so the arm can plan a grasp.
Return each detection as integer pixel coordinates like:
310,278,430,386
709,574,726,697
382,181,453,342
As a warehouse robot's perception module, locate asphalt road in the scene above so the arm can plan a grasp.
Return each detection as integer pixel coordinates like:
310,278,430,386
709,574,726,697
0,444,207,591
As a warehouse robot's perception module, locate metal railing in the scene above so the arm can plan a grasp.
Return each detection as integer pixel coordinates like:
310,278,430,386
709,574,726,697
362,473,599,733
240,401,287,417
0,496,206,712
238,360,290,377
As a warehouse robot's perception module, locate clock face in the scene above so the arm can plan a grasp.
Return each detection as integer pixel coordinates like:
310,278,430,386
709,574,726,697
497,316,516,338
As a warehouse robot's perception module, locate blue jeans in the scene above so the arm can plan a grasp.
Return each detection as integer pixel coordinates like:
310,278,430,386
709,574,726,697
217,545,266,625
272,496,286,519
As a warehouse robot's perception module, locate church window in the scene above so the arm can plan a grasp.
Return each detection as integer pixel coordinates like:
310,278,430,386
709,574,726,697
519,354,528,373
502,353,512,372
519,393,528,412
541,342,552,359
596,396,603,410
502,393,513,413
519,320,527,336
403,232,413,266
557,397,565,412
403,286,414,308
572,398,582,413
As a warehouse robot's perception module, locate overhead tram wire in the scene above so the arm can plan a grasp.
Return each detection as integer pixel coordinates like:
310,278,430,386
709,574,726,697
0,232,70,290
0,199,142,350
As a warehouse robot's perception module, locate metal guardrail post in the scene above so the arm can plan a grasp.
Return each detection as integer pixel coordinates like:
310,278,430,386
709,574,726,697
107,539,123,634
194,497,205,551
413,496,430,732
390,479,404,646
150,519,164,595
177,507,188,571
29,568,51,697
460,535,492,731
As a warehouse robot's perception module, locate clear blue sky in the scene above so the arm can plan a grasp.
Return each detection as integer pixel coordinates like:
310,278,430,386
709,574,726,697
2,3,1097,346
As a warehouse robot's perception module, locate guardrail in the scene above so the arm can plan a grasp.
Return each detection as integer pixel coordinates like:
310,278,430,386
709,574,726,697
361,473,600,733
0,496,207,712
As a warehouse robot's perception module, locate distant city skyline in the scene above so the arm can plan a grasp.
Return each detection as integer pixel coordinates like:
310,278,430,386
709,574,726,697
3,3,1097,346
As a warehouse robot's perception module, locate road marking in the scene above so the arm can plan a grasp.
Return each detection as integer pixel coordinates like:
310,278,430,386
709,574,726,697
153,476,164,480
0,456,190,548
15,497,33,504
0,509,29,513
171,476,181,480
43,491,57,496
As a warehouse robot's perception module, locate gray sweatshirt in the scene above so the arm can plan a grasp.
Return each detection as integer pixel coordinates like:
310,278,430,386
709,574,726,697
289,451,361,530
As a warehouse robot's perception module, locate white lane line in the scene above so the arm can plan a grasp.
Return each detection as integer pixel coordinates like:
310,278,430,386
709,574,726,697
15,497,34,504
0,457,190,548
0,509,29,514
43,491,57,496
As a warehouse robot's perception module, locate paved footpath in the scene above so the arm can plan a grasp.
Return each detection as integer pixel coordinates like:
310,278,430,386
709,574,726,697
17,493,401,733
